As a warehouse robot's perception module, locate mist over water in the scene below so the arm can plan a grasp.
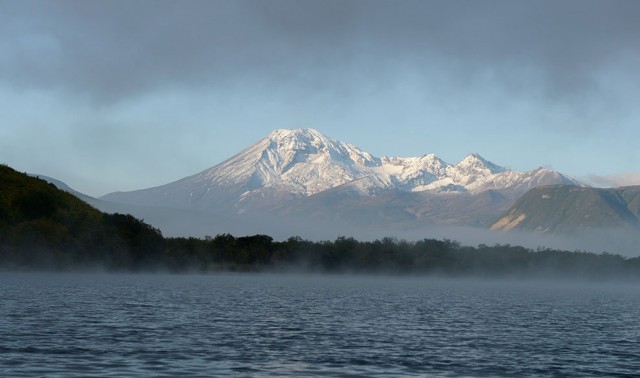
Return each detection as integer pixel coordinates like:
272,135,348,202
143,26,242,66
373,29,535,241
98,199,640,257
2,273,639,377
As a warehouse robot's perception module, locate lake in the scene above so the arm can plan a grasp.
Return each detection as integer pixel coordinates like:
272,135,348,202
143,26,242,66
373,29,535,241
1,273,639,377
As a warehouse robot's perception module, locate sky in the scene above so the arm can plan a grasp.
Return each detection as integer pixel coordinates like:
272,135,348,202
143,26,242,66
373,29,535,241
1,0,639,197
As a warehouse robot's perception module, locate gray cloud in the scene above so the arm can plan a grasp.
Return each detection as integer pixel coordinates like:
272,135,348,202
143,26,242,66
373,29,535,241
587,173,640,188
1,0,639,104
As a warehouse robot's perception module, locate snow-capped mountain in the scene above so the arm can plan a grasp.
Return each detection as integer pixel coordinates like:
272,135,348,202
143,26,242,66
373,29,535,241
102,128,583,224
199,128,379,196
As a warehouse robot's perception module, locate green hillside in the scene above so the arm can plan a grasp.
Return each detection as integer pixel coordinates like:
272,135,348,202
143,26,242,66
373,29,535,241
491,185,640,234
0,164,164,270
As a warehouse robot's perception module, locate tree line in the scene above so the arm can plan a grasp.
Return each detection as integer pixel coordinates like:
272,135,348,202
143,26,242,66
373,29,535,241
162,234,640,279
5,224,640,280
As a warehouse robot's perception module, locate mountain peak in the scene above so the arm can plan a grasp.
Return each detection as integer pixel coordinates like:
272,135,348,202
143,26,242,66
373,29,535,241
197,128,380,196
457,153,505,174
267,128,326,143
263,128,345,158
262,128,377,166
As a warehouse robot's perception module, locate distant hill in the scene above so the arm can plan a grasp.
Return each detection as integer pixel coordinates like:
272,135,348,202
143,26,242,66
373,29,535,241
0,164,164,270
29,174,96,203
491,185,640,234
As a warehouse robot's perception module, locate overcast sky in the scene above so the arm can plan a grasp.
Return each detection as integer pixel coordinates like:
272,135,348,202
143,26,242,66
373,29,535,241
1,0,639,196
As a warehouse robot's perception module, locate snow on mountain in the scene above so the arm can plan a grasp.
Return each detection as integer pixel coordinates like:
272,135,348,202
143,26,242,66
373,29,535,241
199,128,379,195
102,128,583,213
447,153,505,185
376,154,447,191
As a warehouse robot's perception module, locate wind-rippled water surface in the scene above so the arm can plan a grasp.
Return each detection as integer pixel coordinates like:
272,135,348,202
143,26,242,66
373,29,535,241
1,273,639,377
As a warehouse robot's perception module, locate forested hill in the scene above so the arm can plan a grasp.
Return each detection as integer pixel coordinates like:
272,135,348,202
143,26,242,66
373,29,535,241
0,164,164,270
1,164,640,279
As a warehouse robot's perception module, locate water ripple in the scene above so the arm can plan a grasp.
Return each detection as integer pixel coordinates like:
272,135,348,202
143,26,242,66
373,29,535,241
1,273,639,377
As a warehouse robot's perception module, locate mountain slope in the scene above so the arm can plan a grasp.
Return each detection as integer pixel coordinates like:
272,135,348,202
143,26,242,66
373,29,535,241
102,128,582,221
0,165,164,269
274,188,511,228
491,185,640,234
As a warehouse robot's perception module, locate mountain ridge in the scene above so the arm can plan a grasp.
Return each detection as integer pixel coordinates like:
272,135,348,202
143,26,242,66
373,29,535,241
102,128,583,218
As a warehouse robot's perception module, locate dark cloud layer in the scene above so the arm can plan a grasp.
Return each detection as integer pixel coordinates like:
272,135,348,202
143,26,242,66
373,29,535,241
2,0,639,103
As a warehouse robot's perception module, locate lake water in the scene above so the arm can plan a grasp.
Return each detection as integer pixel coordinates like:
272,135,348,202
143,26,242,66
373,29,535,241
1,273,639,377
